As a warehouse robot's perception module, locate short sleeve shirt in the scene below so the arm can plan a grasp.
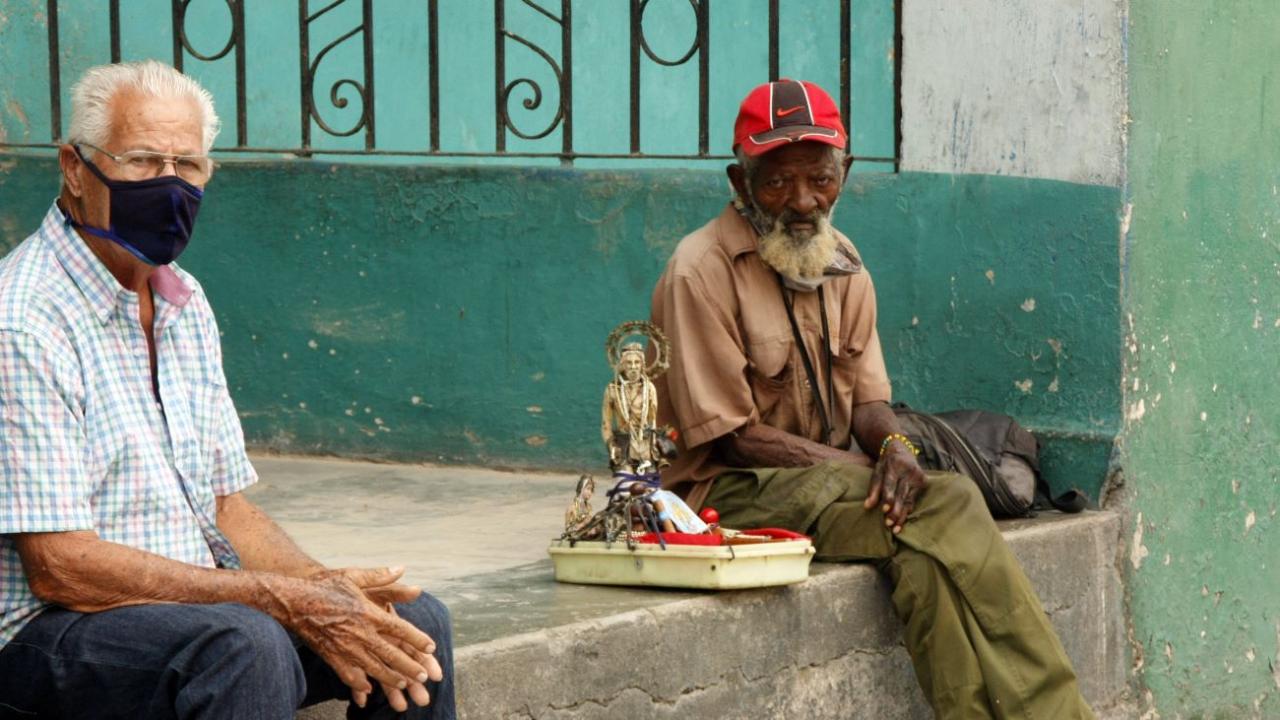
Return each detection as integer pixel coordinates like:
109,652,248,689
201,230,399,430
0,204,257,650
651,205,892,504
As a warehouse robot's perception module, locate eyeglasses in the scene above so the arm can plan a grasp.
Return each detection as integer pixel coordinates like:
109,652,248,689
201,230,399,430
76,142,214,185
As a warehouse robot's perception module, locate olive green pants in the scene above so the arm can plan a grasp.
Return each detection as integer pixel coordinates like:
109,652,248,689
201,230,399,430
705,461,1095,720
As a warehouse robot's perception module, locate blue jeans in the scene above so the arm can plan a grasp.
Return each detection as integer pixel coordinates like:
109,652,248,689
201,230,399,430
0,594,455,720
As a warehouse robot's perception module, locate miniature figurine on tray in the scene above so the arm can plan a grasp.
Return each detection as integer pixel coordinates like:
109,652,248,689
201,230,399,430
563,474,595,533
550,322,816,589
561,321,707,542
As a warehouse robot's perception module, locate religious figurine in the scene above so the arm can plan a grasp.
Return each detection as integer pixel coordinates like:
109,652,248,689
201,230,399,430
601,342,662,475
560,321,710,545
600,320,677,479
563,474,595,533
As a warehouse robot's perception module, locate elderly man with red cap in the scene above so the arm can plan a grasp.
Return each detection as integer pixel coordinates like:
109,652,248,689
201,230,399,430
650,79,1095,719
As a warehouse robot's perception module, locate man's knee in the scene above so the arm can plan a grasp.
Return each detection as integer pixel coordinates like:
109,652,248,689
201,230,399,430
181,604,306,711
923,472,987,516
394,592,453,652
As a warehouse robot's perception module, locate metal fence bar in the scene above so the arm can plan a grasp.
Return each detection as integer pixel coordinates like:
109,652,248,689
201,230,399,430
629,0,641,153
361,0,375,150
560,0,573,160
46,0,61,141
696,0,709,156
494,0,506,152
109,0,121,63
428,0,440,152
298,1,311,153
207,146,900,161
171,0,184,71
768,0,778,81
893,0,903,171
840,0,850,131
232,0,247,147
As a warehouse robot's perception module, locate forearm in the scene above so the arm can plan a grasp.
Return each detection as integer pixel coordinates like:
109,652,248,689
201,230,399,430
216,492,325,578
850,401,904,459
15,530,301,618
715,423,871,469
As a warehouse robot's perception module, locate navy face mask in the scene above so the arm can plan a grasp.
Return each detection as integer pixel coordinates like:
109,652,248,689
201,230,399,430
67,146,204,266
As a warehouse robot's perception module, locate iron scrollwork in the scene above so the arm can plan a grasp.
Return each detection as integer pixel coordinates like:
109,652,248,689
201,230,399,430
495,0,572,153
171,0,247,146
637,0,701,67
630,0,709,155
300,0,376,150
18,0,898,166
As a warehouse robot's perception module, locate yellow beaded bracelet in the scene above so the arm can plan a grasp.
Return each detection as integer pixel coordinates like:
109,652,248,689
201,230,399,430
879,432,920,457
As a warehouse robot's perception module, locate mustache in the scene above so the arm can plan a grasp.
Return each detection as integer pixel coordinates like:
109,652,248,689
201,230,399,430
776,209,824,226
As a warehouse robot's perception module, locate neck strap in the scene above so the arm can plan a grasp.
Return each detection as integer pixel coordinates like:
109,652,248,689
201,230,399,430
778,277,834,446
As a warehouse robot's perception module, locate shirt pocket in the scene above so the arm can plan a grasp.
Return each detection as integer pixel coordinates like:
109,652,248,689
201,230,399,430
746,337,793,424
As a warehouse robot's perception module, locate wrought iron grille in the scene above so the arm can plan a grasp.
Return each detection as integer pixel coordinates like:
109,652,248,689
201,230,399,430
6,0,901,167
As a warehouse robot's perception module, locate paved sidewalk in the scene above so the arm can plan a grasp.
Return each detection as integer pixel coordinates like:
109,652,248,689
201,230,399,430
247,454,577,588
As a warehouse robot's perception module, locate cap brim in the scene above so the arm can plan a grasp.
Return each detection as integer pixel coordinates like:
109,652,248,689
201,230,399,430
740,126,845,157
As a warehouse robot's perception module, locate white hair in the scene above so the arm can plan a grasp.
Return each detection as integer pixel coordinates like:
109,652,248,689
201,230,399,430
67,60,220,153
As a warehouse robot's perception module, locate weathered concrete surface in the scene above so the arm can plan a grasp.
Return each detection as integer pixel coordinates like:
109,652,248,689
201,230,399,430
447,514,1128,720
253,457,1130,719
902,0,1126,186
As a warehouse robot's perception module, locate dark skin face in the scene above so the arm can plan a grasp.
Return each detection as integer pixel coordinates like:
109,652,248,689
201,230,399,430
727,141,854,238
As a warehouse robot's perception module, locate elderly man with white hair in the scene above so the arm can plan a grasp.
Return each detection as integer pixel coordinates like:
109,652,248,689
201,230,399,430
0,60,454,719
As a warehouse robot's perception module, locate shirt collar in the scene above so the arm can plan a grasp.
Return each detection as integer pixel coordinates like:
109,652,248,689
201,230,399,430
715,203,760,259
47,202,192,325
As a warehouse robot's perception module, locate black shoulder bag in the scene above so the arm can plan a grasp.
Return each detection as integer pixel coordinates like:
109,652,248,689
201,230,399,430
891,404,1090,518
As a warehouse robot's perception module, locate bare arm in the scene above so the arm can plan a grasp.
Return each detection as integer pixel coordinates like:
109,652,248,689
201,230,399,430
851,400,927,533
14,530,438,698
850,400,903,458
715,423,873,469
216,492,325,578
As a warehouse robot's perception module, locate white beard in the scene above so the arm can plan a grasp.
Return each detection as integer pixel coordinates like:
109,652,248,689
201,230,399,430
752,207,840,282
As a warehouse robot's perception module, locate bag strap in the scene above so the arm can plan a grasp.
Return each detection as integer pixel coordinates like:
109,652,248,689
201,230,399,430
1034,473,1090,513
778,279,834,446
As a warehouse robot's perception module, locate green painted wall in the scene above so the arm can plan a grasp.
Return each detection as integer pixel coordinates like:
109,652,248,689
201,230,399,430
1122,1,1280,716
0,156,1120,498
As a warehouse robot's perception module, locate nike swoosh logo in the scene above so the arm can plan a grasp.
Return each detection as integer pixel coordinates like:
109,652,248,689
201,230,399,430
776,105,806,117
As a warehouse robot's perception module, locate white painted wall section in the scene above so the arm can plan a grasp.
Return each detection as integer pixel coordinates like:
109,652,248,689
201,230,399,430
901,0,1125,186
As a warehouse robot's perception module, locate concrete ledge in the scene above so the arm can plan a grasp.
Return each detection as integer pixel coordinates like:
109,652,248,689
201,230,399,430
449,513,1128,720
260,459,1130,719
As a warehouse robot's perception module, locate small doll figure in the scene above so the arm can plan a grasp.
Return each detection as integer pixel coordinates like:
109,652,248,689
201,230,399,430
564,474,595,532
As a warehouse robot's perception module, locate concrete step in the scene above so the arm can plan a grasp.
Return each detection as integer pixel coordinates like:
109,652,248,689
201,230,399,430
250,457,1130,719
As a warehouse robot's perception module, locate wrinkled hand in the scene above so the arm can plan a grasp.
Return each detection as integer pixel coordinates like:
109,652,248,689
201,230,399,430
273,571,439,700
351,604,441,712
863,442,927,534
309,566,422,607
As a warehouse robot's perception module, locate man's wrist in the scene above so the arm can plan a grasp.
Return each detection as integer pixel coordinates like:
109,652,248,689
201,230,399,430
878,432,920,459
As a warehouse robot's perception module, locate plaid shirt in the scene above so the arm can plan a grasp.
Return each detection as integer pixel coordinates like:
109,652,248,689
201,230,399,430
0,203,256,650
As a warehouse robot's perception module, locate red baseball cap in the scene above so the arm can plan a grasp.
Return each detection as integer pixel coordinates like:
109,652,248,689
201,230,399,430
733,79,847,157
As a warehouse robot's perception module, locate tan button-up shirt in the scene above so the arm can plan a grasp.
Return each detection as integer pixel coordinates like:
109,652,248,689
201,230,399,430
651,204,892,507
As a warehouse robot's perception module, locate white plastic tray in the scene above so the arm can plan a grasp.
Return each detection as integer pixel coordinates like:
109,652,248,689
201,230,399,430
547,537,815,590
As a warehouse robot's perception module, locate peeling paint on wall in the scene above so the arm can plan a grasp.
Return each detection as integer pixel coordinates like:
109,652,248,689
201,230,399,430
902,0,1126,185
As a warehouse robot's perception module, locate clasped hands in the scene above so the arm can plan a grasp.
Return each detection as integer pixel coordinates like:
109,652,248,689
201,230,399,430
287,566,442,713
863,440,927,534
